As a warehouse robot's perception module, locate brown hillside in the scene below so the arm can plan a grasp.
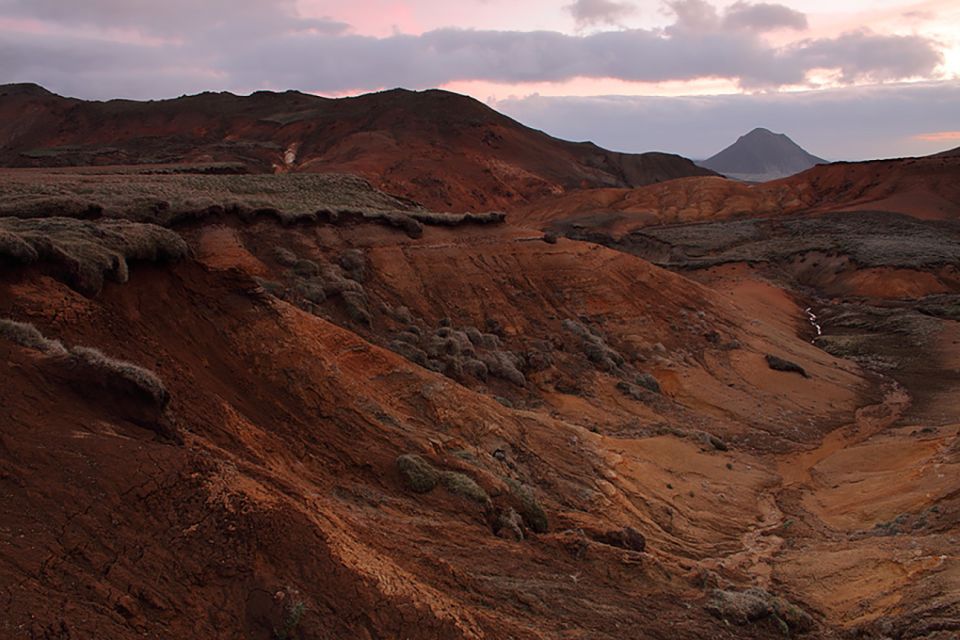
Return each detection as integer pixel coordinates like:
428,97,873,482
0,83,713,212
514,154,960,232
1,166,959,638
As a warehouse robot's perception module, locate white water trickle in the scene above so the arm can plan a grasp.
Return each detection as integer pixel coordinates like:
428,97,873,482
805,307,822,343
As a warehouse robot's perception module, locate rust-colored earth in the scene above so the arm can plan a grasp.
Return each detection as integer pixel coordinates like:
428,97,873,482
0,83,712,212
1,87,959,639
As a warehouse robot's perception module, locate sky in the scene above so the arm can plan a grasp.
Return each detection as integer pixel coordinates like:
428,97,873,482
0,0,958,159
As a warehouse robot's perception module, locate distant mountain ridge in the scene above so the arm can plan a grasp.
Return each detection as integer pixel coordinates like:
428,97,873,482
0,83,714,212
699,127,826,183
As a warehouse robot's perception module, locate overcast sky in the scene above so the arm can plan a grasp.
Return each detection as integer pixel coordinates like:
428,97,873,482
1,0,958,159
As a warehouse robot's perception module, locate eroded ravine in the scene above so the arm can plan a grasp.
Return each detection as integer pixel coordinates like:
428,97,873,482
778,383,912,488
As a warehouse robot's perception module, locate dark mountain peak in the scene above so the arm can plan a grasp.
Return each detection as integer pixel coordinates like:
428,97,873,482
700,127,826,182
741,127,786,140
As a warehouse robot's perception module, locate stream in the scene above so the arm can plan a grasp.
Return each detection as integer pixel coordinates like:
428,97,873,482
805,307,822,342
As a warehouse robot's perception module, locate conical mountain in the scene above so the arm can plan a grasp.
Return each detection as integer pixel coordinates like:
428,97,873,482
699,127,826,182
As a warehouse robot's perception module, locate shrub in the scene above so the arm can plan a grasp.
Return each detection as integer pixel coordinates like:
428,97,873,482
254,277,285,296
68,346,170,412
480,350,526,387
273,598,306,640
705,588,813,632
0,318,67,355
440,471,490,503
291,280,326,304
464,327,484,346
506,480,548,533
338,249,367,281
462,358,489,381
292,259,319,277
388,341,429,366
317,264,365,297
562,319,624,371
272,246,298,266
765,354,809,378
393,330,421,345
340,290,372,326
391,305,414,324
616,381,648,402
442,356,464,380
396,454,439,493
707,434,728,451
495,508,525,540
634,373,661,393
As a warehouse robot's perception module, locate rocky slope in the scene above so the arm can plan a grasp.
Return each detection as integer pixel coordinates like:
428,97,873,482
515,153,960,231
698,128,826,182
1,165,958,638
0,83,713,212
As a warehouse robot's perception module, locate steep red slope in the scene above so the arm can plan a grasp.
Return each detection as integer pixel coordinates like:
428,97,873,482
0,222,848,639
3,194,958,638
0,83,712,212
514,154,960,232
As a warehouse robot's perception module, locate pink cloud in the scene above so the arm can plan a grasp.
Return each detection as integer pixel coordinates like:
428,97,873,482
912,130,960,141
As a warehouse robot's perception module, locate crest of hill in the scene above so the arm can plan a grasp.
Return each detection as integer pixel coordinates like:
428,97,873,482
699,127,826,182
932,145,960,158
0,84,714,211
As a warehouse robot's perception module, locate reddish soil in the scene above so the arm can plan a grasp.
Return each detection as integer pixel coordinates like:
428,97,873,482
0,83,712,212
2,204,958,638
0,90,958,638
514,155,960,231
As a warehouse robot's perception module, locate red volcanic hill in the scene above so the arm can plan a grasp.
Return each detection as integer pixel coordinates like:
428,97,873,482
0,83,713,211
514,152,960,231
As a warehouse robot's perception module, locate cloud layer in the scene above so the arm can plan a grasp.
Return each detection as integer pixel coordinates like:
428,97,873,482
0,0,946,98
566,0,637,28
495,81,960,160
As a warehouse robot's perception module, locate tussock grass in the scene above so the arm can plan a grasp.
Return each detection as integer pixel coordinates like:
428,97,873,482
0,217,188,295
0,318,67,355
765,354,809,378
396,454,439,493
440,471,490,503
0,319,178,439
0,170,507,235
0,172,413,223
68,346,170,412
506,479,549,533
